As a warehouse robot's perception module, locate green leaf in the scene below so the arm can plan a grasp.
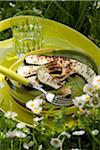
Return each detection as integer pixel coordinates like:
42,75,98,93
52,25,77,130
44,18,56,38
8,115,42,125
65,75,86,98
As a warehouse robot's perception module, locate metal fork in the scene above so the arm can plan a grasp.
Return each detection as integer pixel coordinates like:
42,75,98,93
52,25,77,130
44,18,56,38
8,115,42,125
29,82,72,106
52,96,72,106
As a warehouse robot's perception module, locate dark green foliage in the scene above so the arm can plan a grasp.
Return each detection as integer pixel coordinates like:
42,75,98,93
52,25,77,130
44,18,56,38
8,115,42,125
0,1,99,47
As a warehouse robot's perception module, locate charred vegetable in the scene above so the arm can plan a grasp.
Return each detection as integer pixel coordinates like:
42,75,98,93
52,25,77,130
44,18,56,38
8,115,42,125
37,57,96,89
24,55,53,65
17,55,96,87
16,54,96,105
17,65,40,77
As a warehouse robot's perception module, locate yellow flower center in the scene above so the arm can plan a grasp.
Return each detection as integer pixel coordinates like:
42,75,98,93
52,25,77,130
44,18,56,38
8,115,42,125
88,88,92,92
31,103,35,107
92,98,98,105
97,79,100,82
54,140,59,144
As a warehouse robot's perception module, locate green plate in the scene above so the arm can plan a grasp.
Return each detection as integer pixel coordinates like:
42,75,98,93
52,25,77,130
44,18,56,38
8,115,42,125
0,16,100,126
5,49,98,105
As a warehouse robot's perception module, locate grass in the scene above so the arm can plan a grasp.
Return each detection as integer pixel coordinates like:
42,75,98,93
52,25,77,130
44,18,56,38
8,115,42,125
0,1,99,47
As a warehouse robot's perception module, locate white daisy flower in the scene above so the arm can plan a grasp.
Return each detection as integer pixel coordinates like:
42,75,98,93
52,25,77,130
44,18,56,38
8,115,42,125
72,95,90,109
26,98,44,111
50,138,62,148
23,141,34,150
16,122,26,129
4,111,18,119
26,100,38,110
15,130,27,138
38,144,42,150
92,76,100,89
72,130,85,136
33,97,45,106
96,2,100,9
83,83,94,95
73,97,84,109
23,143,29,150
9,2,16,8
92,129,99,136
89,96,100,108
33,116,44,122
6,130,16,138
32,106,42,114
26,97,44,114
28,141,34,147
6,130,26,139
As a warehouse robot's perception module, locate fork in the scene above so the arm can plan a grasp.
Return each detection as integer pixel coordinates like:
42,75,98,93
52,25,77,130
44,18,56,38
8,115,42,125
52,96,72,106
0,64,71,106
30,83,72,106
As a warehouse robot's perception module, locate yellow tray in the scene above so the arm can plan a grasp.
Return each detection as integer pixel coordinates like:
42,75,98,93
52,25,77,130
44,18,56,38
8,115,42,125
0,16,100,126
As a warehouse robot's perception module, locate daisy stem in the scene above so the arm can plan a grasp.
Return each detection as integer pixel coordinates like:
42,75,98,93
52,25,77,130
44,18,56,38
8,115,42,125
19,139,22,150
78,137,81,149
92,139,95,150
60,145,63,150
60,137,65,150
32,113,35,150
87,128,100,145
58,133,62,139
33,135,34,150
11,140,13,150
